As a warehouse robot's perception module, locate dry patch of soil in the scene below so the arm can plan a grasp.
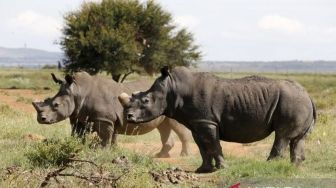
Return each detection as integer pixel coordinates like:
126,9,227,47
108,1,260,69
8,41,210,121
0,89,51,114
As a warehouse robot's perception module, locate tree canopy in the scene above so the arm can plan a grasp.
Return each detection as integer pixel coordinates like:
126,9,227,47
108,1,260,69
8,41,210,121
60,0,201,82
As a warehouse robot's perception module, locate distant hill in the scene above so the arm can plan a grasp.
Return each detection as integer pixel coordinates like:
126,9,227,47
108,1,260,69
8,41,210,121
0,46,63,67
1,46,336,72
198,60,336,73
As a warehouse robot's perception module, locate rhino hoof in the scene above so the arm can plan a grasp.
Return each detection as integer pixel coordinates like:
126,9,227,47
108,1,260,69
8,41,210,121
195,166,216,173
215,162,228,170
155,152,170,158
180,151,189,157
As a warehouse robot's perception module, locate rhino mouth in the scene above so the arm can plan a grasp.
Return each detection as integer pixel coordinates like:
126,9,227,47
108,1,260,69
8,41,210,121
126,117,143,123
37,117,57,124
125,115,153,124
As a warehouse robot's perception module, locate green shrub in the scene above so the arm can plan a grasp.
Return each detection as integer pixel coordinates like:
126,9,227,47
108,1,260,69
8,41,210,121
25,138,83,167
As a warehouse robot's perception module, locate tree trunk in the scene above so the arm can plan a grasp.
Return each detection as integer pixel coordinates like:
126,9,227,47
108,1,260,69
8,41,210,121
120,71,134,83
112,74,121,82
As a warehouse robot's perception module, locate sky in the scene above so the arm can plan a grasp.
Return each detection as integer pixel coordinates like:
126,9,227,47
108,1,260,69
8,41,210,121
0,0,335,61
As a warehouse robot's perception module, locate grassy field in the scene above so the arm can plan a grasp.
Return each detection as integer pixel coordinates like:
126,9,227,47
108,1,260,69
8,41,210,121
0,68,335,187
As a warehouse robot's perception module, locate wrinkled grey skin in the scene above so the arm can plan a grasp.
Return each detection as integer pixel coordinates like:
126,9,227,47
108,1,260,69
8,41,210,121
120,66,316,173
32,72,191,157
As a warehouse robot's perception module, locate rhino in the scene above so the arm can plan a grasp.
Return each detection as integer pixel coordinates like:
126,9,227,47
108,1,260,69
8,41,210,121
119,66,316,173
32,71,191,157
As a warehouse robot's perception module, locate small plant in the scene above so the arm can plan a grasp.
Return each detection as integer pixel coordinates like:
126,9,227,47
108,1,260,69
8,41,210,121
25,138,83,167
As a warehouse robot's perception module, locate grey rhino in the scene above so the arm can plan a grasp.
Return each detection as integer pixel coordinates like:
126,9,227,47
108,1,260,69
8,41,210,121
119,66,316,173
32,71,191,157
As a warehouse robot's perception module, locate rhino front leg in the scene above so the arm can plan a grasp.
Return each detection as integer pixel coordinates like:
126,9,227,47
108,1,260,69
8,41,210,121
192,132,214,173
71,122,87,137
111,132,118,146
95,121,114,147
192,123,224,173
155,123,174,158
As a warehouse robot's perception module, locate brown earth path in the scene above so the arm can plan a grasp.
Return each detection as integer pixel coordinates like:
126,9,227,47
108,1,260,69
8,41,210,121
0,89,52,113
121,141,271,172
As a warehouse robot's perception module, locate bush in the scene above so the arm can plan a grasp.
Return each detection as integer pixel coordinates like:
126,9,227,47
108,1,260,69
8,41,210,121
25,138,83,167
41,65,57,69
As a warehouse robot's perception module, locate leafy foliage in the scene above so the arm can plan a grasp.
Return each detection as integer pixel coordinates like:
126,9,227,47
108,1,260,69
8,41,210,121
60,0,201,82
25,138,82,167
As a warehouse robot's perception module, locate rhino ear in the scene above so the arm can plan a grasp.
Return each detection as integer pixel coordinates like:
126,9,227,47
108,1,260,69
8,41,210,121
131,91,140,98
118,92,131,107
160,66,170,77
51,73,63,84
65,74,74,85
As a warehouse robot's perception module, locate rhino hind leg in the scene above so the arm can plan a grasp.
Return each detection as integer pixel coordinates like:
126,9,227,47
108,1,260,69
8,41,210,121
267,134,290,161
290,137,305,165
155,123,174,158
169,120,191,157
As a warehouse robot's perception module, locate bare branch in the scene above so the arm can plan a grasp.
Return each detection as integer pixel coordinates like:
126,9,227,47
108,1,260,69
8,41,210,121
120,70,134,83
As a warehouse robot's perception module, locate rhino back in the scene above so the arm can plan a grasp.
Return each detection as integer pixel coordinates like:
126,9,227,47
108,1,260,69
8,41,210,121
75,74,124,122
170,69,312,143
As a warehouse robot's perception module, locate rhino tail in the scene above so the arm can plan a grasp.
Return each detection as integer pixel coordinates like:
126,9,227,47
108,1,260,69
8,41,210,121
303,98,316,138
311,98,317,123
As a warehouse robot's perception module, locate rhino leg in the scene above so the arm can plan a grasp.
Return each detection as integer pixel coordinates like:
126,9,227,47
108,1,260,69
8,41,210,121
71,122,87,137
95,121,114,147
71,122,92,144
192,123,224,173
267,134,290,160
290,138,305,165
111,132,118,146
169,119,191,157
155,123,174,158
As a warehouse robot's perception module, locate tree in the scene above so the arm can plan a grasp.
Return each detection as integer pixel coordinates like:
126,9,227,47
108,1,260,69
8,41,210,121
60,0,201,82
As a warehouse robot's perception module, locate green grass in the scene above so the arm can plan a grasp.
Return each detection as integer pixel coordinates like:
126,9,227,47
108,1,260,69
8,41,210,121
0,102,169,187
0,69,335,187
0,68,61,90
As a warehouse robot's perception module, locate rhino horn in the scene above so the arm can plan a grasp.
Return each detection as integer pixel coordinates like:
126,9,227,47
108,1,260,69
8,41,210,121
118,93,131,107
32,101,42,111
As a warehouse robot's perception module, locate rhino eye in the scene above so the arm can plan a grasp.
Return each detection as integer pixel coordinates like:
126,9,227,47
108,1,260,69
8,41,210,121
142,97,149,104
54,103,60,108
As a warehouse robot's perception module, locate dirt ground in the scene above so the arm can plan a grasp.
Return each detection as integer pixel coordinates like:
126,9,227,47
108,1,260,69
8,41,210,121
0,88,272,171
0,89,51,114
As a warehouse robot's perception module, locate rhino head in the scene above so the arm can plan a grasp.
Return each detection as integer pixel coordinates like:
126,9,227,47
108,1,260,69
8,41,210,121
118,67,171,123
32,73,76,124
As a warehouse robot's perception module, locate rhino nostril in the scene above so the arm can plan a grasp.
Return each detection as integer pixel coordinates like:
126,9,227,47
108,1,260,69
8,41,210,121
41,117,47,121
127,113,134,120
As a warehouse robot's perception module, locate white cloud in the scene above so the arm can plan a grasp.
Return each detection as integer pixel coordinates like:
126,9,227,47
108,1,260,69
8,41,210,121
257,14,336,43
174,15,200,29
84,0,102,3
8,10,61,37
258,15,304,34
